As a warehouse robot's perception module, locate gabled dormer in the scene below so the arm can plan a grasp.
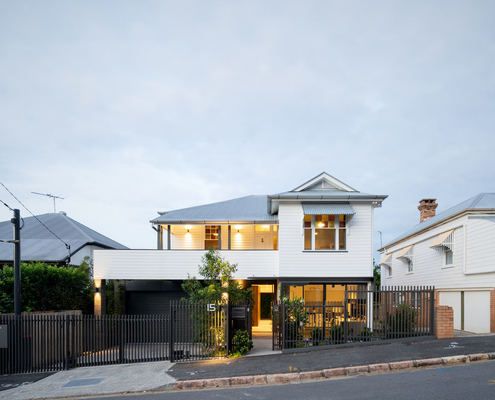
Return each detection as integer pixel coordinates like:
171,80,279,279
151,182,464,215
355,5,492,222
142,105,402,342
291,172,358,193
268,172,387,214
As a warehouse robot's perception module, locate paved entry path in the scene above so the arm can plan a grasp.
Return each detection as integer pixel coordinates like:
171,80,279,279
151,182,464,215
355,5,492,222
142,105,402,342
247,335,281,357
168,335,495,381
0,361,176,400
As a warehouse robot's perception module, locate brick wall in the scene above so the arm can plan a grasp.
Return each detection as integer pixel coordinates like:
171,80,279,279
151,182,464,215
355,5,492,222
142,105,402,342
435,305,454,339
491,290,495,333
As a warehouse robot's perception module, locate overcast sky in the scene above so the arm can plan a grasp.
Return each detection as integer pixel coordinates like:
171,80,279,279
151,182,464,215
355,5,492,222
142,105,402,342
1,1,494,254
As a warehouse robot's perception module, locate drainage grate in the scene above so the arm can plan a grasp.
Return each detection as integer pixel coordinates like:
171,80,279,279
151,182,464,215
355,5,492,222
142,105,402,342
63,378,103,388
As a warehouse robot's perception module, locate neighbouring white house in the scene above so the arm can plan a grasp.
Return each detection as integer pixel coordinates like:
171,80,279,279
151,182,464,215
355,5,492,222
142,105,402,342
379,194,495,334
93,172,387,333
0,212,127,266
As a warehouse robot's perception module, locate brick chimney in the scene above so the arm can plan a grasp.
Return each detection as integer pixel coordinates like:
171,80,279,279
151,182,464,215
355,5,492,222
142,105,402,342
418,199,438,222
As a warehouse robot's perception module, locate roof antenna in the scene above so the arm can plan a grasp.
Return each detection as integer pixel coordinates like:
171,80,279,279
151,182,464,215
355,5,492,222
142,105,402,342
31,192,65,213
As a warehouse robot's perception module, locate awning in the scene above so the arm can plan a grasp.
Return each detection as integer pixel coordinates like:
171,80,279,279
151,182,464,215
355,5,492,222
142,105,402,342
430,230,454,250
396,245,413,260
302,203,355,215
380,253,392,265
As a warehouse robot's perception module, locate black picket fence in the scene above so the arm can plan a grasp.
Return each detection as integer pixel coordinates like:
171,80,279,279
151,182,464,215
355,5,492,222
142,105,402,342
0,302,250,374
273,286,435,350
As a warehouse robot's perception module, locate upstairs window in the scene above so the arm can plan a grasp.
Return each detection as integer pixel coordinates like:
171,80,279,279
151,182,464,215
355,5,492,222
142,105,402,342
315,215,336,250
303,214,346,251
204,225,220,250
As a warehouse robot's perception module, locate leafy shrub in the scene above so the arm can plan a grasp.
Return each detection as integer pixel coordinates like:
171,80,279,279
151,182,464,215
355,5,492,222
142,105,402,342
311,327,324,346
231,329,253,356
386,304,417,338
0,261,93,313
281,297,308,348
328,323,344,343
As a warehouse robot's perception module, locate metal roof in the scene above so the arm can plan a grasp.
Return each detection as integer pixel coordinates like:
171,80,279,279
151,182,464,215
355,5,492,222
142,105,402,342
381,193,495,249
151,195,278,224
0,212,127,263
302,203,355,215
269,190,387,200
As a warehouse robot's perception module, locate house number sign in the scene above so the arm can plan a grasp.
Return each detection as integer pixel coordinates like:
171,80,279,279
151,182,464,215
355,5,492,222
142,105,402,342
207,304,216,312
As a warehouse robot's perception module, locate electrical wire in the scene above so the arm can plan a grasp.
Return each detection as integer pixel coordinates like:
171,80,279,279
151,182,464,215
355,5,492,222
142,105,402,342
0,198,13,211
0,182,72,261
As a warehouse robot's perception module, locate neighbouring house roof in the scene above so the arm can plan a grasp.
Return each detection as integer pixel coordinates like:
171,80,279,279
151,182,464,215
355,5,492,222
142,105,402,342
152,195,278,224
381,193,495,250
0,212,127,263
152,172,388,224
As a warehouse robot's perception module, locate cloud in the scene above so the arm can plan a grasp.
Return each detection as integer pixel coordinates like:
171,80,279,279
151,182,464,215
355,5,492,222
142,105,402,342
1,1,494,251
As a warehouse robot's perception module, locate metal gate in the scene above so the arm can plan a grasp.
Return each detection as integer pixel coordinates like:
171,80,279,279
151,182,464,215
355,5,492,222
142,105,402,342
0,301,235,374
273,286,435,350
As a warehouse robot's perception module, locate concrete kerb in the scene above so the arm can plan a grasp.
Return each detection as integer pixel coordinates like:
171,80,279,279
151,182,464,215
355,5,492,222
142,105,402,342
173,352,495,391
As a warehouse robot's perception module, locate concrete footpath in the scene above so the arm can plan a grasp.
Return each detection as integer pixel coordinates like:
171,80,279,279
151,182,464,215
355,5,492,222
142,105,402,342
1,336,494,399
0,361,175,400
169,336,495,381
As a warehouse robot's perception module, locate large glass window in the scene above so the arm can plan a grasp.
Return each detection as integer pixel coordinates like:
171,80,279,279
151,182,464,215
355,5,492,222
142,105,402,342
304,285,324,305
204,225,220,249
315,215,335,250
304,214,345,251
289,285,303,300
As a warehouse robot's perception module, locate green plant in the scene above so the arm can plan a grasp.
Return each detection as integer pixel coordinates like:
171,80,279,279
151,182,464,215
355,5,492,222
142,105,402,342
0,261,93,313
182,250,251,304
311,327,324,346
231,329,253,356
328,323,344,343
386,303,417,338
281,297,308,348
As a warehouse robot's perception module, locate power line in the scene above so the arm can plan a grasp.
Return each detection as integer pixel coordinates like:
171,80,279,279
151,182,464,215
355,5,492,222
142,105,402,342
1,198,13,211
0,182,72,260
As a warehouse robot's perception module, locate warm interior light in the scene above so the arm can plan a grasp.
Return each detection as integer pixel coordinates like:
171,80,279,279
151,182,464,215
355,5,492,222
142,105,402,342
317,222,325,228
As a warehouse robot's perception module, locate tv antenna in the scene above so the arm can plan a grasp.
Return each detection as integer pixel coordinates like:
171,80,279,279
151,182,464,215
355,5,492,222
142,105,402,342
31,192,65,212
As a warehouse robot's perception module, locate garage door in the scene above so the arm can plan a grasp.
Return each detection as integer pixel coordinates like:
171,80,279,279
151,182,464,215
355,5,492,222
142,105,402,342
439,292,461,330
125,291,184,315
464,291,490,333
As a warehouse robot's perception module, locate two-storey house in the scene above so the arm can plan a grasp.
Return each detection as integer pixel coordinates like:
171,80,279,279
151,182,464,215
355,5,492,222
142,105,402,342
379,195,495,334
93,172,387,333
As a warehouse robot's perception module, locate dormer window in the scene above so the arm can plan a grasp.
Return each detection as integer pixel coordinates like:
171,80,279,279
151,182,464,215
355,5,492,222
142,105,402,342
303,214,347,251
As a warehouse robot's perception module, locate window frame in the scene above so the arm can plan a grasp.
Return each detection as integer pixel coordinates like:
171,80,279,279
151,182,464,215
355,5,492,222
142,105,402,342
303,214,347,252
442,232,455,268
204,225,221,250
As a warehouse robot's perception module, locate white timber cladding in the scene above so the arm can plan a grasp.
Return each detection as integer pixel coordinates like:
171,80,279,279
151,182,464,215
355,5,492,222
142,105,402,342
381,214,495,289
465,216,495,274
93,249,279,280
278,202,373,278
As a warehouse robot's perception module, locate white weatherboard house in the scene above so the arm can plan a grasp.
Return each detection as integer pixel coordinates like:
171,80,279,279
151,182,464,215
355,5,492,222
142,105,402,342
94,172,387,333
379,195,495,334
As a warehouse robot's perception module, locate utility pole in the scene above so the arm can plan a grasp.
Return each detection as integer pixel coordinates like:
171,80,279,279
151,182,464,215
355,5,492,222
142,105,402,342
12,208,21,315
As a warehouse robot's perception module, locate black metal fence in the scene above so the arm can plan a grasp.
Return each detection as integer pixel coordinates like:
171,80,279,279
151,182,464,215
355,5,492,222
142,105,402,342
0,301,251,374
273,286,435,349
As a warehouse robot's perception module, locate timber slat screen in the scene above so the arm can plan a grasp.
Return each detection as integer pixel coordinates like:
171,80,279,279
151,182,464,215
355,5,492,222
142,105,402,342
0,301,234,374
276,286,435,349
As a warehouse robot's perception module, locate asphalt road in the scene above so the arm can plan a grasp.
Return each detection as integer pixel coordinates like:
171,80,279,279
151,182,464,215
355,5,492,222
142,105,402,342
95,360,495,400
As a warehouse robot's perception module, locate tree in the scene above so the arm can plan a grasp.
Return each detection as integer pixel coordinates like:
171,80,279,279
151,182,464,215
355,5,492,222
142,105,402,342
182,250,251,304
373,258,381,289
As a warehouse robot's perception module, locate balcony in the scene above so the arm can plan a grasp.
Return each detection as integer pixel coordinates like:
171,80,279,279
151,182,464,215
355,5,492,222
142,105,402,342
93,249,279,281
160,223,278,251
